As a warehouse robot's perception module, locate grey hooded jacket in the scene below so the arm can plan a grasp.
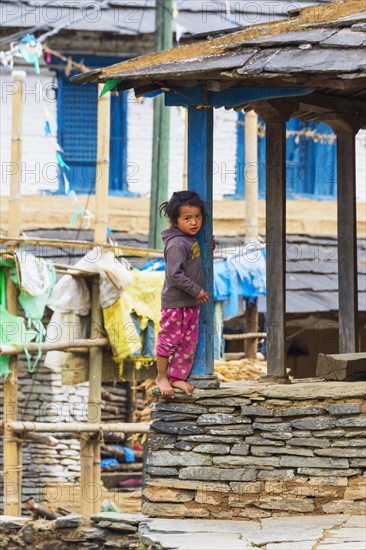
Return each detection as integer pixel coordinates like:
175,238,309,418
161,227,205,308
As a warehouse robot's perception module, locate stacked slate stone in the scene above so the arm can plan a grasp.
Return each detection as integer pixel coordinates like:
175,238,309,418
0,512,142,549
143,381,366,519
0,358,145,514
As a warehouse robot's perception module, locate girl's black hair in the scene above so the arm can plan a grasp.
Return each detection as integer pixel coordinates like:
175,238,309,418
159,190,205,225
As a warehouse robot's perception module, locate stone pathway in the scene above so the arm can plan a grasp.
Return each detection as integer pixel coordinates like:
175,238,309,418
139,515,366,550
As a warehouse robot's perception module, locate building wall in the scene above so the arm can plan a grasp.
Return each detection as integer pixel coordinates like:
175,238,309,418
1,70,365,201
144,381,366,519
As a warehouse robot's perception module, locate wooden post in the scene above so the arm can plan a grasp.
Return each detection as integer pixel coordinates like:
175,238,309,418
148,0,173,249
3,70,25,516
80,83,110,518
94,84,110,244
244,110,259,360
336,130,358,353
187,107,216,380
254,100,296,379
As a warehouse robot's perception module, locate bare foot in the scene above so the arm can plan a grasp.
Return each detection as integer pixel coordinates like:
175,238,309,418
156,375,175,397
171,380,195,396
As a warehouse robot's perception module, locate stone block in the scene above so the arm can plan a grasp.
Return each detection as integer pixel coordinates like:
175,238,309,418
208,406,236,413
257,469,295,480
147,434,177,449
332,439,366,447
275,406,326,417
253,422,292,432
344,486,366,500
246,436,284,446
229,482,261,494
147,450,212,467
324,403,361,415
316,352,366,381
322,499,366,514
228,495,257,507
264,480,339,497
260,431,293,440
175,441,194,451
313,429,346,438
145,477,230,492
314,448,366,458
279,456,349,469
145,466,179,476
241,405,274,416
143,486,195,502
336,415,366,427
151,421,204,435
179,434,242,443
290,417,336,430
349,459,366,467
153,403,207,414
195,490,225,505
197,413,251,425
298,467,361,477
204,426,254,436
214,455,280,467
141,502,210,518
288,438,330,448
257,496,315,512
252,446,314,457
230,443,249,455
179,466,257,482
197,398,251,406
193,443,231,454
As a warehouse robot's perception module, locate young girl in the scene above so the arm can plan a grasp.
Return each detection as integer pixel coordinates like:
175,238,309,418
155,190,211,397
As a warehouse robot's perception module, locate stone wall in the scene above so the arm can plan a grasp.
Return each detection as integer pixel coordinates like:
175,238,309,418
143,381,366,519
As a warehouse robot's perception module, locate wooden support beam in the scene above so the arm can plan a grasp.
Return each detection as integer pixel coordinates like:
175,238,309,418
187,108,215,378
336,129,358,353
0,338,108,356
0,236,164,258
94,84,111,244
3,70,26,517
253,100,296,380
244,110,259,360
6,422,151,433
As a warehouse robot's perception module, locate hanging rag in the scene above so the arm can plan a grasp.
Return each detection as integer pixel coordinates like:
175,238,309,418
0,266,37,377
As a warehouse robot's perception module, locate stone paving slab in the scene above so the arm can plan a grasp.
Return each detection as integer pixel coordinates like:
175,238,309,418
139,515,365,550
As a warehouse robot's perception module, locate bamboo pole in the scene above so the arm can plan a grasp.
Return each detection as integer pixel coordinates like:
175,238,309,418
6,422,151,433
81,83,110,516
89,280,103,515
0,237,164,258
0,338,108,356
3,70,25,517
244,110,259,360
224,332,267,341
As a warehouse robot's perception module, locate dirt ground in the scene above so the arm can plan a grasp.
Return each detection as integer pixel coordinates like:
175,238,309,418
1,196,365,238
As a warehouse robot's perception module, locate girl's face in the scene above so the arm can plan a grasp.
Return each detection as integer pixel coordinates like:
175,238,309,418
175,205,203,236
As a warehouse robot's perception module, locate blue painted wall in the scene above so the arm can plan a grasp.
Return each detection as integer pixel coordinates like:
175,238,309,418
235,113,337,200
55,55,131,195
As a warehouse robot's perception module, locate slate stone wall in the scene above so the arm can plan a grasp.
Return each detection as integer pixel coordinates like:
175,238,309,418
143,381,366,519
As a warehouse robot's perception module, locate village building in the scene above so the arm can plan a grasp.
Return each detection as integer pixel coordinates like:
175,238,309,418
72,0,366,520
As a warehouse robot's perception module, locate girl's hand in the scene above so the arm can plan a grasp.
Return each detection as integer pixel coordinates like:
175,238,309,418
196,289,209,304
211,236,216,251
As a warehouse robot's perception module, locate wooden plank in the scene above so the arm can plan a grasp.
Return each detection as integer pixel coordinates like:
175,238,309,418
265,120,287,377
164,86,312,107
316,353,366,380
337,131,358,353
188,108,214,376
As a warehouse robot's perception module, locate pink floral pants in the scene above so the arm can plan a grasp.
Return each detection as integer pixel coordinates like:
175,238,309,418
155,306,200,382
